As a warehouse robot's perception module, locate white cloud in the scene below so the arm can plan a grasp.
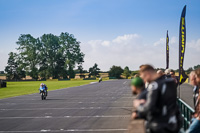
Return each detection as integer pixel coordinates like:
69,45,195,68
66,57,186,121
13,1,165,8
154,38,165,46
102,41,110,47
170,36,177,45
188,39,200,51
81,34,200,71
153,36,177,47
112,34,140,44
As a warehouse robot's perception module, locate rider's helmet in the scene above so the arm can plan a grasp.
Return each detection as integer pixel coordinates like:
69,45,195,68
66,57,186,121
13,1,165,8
40,83,44,87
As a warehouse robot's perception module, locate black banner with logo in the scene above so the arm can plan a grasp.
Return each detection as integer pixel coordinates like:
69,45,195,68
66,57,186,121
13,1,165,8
179,5,188,84
166,30,169,69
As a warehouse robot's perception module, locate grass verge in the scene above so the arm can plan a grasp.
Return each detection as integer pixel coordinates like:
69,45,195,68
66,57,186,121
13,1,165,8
0,80,97,99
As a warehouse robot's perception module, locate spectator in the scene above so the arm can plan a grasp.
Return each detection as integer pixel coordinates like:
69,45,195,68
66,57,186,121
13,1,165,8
133,64,181,133
165,69,172,79
170,70,179,88
131,77,147,100
189,71,199,108
157,70,165,79
187,68,200,133
130,77,147,119
195,68,200,85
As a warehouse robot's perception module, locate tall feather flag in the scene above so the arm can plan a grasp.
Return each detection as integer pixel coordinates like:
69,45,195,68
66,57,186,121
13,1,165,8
166,30,169,69
179,5,188,84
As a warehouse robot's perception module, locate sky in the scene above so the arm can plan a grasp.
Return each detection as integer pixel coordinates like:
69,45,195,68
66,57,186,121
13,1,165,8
0,0,200,71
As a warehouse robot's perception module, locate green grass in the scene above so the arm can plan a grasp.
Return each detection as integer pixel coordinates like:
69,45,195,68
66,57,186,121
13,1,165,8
0,80,97,99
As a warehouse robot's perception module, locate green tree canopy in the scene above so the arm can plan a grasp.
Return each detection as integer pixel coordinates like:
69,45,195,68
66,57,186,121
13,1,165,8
5,52,25,80
194,64,200,70
123,66,131,79
89,63,100,77
8,32,84,80
109,65,123,79
16,34,40,80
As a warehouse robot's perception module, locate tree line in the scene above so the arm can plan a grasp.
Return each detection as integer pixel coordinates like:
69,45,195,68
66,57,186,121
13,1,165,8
3,32,136,80
4,32,200,80
5,32,84,80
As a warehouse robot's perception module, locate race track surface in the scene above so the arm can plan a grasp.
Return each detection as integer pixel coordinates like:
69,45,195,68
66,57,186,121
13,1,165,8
0,80,133,133
178,83,194,109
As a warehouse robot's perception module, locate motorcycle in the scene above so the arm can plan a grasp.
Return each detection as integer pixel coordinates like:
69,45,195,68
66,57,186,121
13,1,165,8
99,78,102,83
39,86,47,100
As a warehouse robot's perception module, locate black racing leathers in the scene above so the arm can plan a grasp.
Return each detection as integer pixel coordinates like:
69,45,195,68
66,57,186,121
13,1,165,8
137,77,181,133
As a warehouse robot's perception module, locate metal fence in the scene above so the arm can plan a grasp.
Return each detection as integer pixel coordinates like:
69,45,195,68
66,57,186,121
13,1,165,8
177,98,195,131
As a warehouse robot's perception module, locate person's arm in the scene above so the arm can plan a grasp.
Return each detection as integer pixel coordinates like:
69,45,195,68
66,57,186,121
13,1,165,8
136,81,159,117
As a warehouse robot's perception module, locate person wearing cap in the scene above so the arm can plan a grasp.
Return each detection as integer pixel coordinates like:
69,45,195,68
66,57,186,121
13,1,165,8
131,77,147,100
165,69,172,79
131,77,147,120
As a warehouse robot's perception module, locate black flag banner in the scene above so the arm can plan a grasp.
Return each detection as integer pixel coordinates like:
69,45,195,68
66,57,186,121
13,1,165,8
166,30,169,69
179,5,188,84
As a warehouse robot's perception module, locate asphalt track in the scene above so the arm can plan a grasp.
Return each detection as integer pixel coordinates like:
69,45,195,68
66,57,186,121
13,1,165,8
0,80,133,133
178,83,194,109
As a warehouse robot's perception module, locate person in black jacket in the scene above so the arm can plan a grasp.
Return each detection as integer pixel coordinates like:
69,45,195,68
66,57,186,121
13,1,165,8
133,64,181,133
131,77,147,119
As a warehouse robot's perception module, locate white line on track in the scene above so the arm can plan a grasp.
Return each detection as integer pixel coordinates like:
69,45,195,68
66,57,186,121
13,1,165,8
0,115,130,119
123,81,127,84
0,107,132,111
0,100,133,105
0,97,133,101
0,129,128,132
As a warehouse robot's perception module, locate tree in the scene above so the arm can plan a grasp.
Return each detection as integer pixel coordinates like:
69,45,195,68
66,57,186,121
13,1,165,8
89,63,100,77
123,66,131,79
109,65,123,79
5,52,25,80
194,64,200,70
6,32,85,80
78,65,85,78
186,67,193,74
39,32,84,79
40,34,61,79
131,71,139,76
59,32,84,78
16,34,40,80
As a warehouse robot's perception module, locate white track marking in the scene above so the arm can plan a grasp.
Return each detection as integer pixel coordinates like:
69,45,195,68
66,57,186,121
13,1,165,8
0,115,130,119
0,100,134,105
0,107,132,111
0,97,133,101
0,129,127,132
123,81,127,84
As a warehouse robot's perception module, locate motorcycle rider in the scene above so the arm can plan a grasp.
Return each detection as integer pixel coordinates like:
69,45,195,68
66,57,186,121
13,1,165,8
39,83,48,96
99,77,102,83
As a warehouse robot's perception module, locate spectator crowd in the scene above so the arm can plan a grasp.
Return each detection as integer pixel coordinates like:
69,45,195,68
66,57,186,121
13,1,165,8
130,64,200,133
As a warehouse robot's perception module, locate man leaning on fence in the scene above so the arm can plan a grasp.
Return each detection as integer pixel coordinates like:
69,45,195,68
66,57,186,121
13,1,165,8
133,64,181,133
187,68,200,133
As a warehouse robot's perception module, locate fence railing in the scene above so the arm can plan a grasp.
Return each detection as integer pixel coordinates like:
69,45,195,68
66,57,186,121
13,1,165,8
177,98,195,131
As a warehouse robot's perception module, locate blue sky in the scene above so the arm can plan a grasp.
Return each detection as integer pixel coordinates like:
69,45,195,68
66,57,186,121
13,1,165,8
0,0,200,71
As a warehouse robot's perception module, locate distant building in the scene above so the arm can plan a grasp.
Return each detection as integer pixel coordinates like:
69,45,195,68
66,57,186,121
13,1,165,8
0,71,4,74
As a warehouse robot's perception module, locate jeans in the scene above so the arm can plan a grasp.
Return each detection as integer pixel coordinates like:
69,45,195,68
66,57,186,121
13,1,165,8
187,118,200,133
